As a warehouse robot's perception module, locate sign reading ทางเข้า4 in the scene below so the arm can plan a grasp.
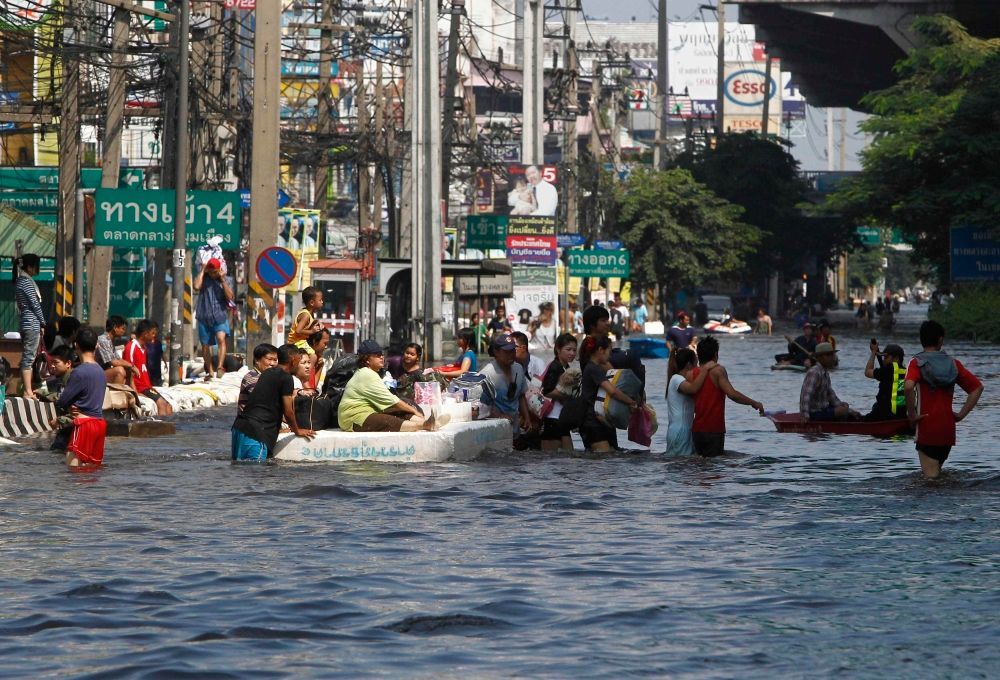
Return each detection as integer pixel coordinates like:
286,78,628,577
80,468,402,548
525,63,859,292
94,188,242,250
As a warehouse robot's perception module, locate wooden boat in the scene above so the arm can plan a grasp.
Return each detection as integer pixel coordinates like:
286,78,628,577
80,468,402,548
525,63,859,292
770,363,808,372
767,412,913,436
273,418,512,463
628,337,669,359
704,320,752,335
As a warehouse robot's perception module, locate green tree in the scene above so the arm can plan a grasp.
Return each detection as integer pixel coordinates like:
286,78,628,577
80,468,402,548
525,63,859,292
612,168,760,312
677,133,854,283
827,16,1000,274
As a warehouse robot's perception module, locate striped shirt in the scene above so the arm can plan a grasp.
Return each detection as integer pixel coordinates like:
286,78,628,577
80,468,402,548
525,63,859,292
14,275,45,332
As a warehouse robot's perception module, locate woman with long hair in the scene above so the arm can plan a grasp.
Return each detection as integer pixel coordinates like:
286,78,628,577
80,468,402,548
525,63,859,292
665,348,716,455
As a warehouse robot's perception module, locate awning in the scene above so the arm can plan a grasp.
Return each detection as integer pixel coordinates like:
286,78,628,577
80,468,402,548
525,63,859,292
0,205,56,257
379,257,511,277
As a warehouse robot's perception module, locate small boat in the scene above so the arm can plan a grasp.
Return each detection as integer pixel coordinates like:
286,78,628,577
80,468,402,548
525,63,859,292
770,363,808,372
704,320,752,335
767,412,913,437
273,418,512,463
628,337,669,359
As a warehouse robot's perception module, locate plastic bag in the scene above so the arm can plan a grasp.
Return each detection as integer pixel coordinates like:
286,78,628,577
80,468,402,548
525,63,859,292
627,405,657,447
414,381,442,409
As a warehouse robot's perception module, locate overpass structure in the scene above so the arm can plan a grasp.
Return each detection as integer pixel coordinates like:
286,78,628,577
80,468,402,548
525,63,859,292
734,1,1000,108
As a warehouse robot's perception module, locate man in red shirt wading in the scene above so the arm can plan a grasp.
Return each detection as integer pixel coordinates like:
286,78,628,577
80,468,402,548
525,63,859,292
691,336,765,456
904,320,984,479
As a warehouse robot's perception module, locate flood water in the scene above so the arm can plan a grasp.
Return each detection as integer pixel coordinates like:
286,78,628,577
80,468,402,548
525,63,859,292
2,309,999,677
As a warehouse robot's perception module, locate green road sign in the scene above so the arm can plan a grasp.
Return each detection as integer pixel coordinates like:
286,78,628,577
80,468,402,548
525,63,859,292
94,188,242,249
0,257,55,282
112,247,146,271
466,214,508,250
856,226,881,246
567,249,631,277
0,167,144,190
0,191,58,212
109,270,145,318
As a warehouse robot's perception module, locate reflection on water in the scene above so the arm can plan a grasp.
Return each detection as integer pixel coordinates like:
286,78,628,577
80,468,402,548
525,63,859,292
1,323,997,676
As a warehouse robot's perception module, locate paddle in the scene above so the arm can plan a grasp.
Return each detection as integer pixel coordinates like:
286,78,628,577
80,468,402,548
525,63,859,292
783,335,817,362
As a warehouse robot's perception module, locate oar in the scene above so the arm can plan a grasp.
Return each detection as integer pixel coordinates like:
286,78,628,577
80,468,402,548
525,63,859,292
783,335,817,362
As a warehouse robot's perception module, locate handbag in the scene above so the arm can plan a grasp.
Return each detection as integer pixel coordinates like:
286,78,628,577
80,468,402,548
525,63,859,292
294,393,336,430
627,405,657,447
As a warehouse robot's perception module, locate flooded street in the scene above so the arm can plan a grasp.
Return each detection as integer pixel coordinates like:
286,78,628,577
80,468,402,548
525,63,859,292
2,307,998,677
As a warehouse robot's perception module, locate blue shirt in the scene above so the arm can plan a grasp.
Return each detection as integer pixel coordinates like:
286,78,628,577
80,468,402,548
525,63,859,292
633,305,648,326
196,275,231,326
457,349,478,373
667,325,697,349
56,362,107,418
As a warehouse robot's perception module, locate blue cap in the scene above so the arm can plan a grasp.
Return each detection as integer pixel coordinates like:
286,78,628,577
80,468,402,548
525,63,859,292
491,333,516,351
358,339,382,355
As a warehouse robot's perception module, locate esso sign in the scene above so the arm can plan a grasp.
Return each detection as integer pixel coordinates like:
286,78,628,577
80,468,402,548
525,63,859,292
724,69,777,107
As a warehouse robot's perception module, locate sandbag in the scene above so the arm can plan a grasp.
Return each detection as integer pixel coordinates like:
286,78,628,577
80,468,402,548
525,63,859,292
294,394,336,430
597,369,644,429
103,384,140,419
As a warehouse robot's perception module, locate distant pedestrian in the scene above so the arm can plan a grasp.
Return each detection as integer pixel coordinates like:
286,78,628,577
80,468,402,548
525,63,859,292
194,257,234,380
904,321,984,478
14,254,46,399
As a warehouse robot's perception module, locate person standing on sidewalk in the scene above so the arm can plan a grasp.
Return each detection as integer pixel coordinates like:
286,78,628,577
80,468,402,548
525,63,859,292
193,257,234,380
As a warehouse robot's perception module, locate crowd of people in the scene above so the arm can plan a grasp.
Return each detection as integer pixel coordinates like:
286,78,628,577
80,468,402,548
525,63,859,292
10,252,984,479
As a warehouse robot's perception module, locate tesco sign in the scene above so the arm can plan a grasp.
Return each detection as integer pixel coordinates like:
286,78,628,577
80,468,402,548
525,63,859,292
724,69,777,107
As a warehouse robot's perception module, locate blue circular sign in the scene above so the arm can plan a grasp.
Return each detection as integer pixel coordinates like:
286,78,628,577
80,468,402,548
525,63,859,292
255,246,297,288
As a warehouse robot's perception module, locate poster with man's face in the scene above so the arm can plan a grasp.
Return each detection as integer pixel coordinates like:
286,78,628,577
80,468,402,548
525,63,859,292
503,164,559,217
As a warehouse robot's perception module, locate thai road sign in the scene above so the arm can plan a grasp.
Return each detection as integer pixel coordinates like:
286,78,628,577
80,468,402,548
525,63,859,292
567,249,631,277
109,270,145,318
506,235,557,266
595,239,623,250
951,225,1000,283
0,167,143,190
255,246,298,288
507,216,556,237
112,248,146,271
856,226,881,246
466,215,508,250
557,233,586,248
93,188,242,249
0,191,58,211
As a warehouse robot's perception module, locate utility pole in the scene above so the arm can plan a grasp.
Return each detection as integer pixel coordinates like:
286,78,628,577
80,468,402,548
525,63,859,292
92,6,130,328
761,54,772,136
411,0,443,360
826,108,835,171
169,0,190,385
441,0,464,215
838,108,847,171
58,0,80,319
522,0,543,164
562,2,580,333
655,0,669,170
357,70,370,244
246,0,282,352
715,0,726,137
313,0,336,218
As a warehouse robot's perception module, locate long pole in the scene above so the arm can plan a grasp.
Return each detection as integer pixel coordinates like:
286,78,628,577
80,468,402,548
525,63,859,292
715,1,725,136
826,107,835,171
441,0,464,213
169,0,190,385
246,1,282,352
655,0,668,170
761,54,772,136
58,1,80,319
522,0,543,164
563,3,579,333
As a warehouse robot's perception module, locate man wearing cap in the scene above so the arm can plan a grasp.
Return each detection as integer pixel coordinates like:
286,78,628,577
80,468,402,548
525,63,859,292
194,257,234,380
477,333,529,434
864,340,908,421
799,342,859,422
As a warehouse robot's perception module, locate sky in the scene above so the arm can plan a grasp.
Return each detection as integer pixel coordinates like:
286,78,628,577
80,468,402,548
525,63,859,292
581,0,869,171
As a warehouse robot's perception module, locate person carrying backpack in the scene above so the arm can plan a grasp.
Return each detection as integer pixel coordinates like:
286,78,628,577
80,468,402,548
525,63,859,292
904,321,984,479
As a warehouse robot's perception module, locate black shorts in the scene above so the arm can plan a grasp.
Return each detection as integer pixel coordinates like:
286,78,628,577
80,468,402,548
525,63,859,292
917,444,951,464
580,414,617,449
540,417,567,441
142,388,163,402
692,432,725,457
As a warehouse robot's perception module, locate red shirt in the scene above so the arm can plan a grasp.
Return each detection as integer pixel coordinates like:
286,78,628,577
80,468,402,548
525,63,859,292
692,366,726,433
124,338,152,393
905,355,981,446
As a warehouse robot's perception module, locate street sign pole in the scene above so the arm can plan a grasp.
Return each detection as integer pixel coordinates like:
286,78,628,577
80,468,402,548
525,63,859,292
169,0,190,385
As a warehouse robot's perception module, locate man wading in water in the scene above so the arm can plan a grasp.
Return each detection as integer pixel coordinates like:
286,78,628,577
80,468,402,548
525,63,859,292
904,320,983,479
690,336,764,456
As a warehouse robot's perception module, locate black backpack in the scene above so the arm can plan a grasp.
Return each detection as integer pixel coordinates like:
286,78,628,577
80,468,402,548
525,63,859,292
294,394,336,430
320,353,358,428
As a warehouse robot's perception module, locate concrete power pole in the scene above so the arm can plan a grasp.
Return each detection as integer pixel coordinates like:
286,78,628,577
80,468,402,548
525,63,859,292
411,0,443,360
168,0,191,385
655,0,668,170
715,1,725,136
522,0,544,164
91,7,130,329
246,0,282,353
58,0,80,319
562,2,579,333
313,0,336,217
441,0,464,217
